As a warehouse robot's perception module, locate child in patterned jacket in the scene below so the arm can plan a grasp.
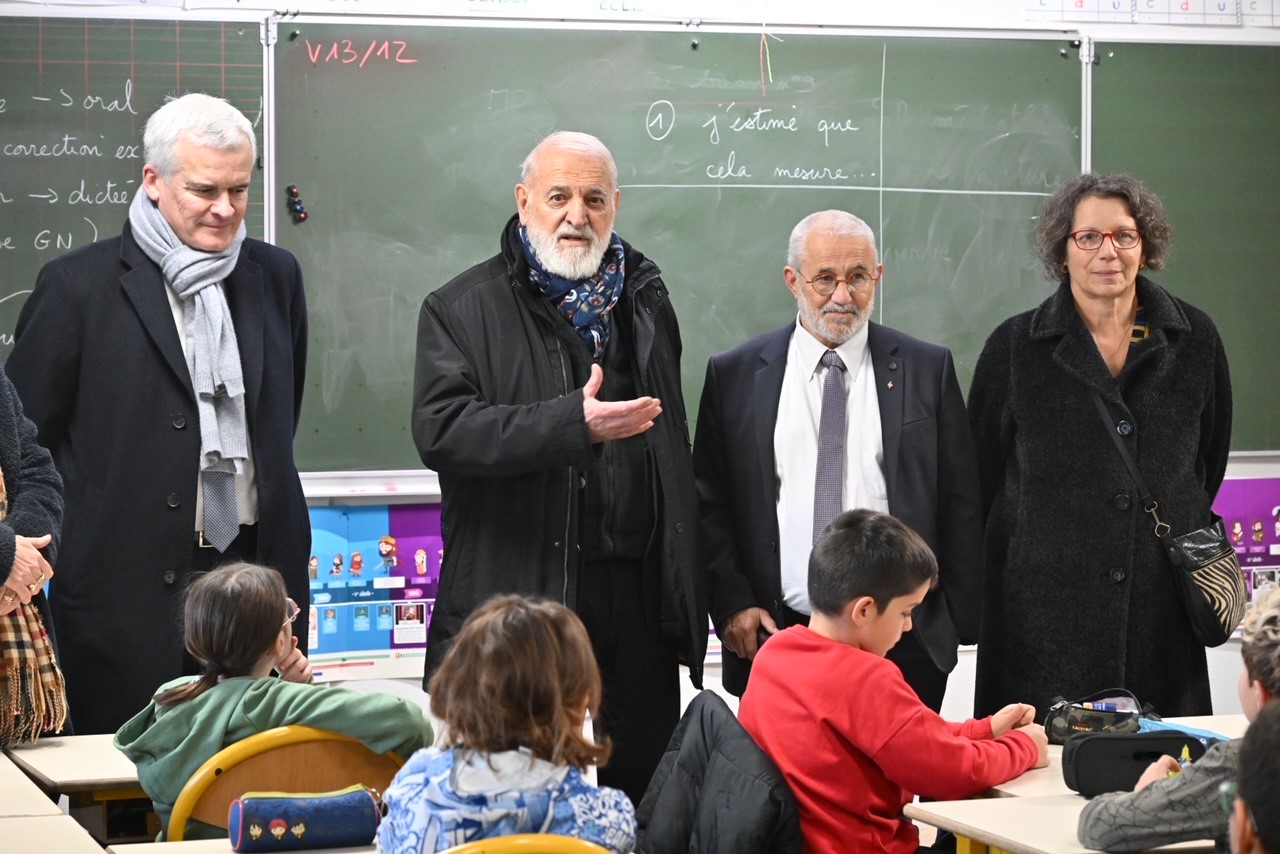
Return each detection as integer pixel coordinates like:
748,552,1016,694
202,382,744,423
376,594,636,854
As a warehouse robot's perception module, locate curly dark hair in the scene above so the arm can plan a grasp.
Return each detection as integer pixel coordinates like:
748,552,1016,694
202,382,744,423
1035,173,1172,281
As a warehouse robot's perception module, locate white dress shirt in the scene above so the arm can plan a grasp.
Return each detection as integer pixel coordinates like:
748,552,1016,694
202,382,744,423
774,317,887,613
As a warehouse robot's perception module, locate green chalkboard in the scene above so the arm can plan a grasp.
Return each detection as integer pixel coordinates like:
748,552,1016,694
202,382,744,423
0,17,264,358
1093,43,1280,451
275,24,1081,471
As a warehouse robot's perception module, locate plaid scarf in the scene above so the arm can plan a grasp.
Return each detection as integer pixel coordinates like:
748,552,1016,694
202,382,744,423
0,472,67,748
0,604,67,747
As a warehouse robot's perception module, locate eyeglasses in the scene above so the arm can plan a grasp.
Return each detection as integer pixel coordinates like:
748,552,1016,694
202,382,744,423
282,598,301,631
798,269,878,296
1069,229,1142,251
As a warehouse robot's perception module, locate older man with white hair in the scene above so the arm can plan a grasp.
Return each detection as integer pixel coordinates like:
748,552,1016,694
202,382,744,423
694,209,983,713
412,131,704,804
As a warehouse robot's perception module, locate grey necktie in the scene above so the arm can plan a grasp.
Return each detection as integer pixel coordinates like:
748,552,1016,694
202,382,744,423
813,350,847,543
202,470,239,552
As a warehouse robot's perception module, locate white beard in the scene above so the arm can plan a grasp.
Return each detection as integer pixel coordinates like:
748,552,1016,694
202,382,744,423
527,222,609,280
797,291,875,346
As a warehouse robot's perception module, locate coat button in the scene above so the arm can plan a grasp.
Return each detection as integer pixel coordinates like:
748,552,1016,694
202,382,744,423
553,541,562,549
1114,494,1132,510
1116,420,1133,437
162,570,177,585
166,493,181,508
1110,568,1127,583
888,361,898,370
675,522,684,533
171,414,186,429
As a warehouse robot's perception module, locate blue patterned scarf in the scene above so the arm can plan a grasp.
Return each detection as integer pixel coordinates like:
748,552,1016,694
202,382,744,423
519,225,626,360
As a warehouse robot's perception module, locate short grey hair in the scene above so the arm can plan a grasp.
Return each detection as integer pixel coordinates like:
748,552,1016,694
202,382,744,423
520,131,618,190
144,93,255,179
788,210,878,269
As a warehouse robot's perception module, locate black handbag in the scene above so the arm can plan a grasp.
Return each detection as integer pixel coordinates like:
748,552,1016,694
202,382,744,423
1090,393,1247,647
1061,730,1207,797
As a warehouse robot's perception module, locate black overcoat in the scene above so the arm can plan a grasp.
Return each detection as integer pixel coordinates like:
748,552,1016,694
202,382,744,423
968,277,1232,717
6,223,311,734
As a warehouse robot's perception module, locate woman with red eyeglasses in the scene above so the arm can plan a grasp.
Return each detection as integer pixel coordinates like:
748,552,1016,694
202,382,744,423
969,173,1232,720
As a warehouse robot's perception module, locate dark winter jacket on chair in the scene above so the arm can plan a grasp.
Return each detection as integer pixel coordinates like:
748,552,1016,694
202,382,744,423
635,690,802,854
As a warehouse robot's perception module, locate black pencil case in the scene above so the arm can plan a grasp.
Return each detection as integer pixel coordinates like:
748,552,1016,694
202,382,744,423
1061,730,1206,797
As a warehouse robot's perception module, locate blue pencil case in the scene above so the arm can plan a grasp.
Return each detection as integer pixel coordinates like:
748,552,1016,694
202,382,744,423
227,784,381,851
1138,717,1231,749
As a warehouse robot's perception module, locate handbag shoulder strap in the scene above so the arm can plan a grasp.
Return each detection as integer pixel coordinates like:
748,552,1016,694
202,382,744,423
1089,391,1171,541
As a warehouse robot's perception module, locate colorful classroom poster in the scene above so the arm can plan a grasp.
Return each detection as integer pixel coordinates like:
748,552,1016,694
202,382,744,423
306,503,443,681
1214,477,1280,611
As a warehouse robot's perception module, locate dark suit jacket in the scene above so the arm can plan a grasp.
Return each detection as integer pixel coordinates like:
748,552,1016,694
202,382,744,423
693,322,983,696
6,222,311,734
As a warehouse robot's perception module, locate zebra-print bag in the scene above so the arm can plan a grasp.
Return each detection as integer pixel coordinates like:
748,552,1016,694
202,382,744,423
1090,392,1247,648
1160,518,1247,647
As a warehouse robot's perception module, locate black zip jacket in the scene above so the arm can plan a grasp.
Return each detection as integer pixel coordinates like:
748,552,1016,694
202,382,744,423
412,215,705,686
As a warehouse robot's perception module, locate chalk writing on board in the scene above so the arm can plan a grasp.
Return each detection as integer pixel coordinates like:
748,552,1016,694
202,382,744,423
0,17,265,366
645,100,675,141
664,99,871,183
28,79,138,114
818,119,860,146
0,74,138,260
488,88,531,114
304,39,419,67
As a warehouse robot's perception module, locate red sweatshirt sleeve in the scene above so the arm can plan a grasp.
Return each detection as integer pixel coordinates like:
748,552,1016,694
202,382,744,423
868,684,1038,800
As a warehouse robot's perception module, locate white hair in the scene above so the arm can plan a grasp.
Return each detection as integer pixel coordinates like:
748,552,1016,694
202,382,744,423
144,92,255,178
788,210,878,269
520,131,617,189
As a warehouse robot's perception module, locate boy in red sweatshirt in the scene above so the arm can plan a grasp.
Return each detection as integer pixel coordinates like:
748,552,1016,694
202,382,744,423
739,509,1048,853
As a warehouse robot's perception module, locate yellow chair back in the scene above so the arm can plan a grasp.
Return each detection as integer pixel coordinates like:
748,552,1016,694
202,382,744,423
167,724,403,841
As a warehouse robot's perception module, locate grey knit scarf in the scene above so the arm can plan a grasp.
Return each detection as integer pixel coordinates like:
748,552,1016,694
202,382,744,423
128,187,248,479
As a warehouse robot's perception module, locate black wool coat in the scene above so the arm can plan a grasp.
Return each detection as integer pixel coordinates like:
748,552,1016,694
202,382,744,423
7,225,312,735
0,368,63,634
968,277,1232,718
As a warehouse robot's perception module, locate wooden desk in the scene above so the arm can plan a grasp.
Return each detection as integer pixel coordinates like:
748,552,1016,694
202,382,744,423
5,733,157,843
6,733,142,793
0,754,63,817
991,714,1247,799
0,813,114,853
906,714,1248,853
905,795,1214,854
108,841,375,853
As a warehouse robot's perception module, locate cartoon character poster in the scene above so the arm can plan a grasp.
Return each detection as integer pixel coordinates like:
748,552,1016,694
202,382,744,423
306,503,442,680
1214,478,1280,620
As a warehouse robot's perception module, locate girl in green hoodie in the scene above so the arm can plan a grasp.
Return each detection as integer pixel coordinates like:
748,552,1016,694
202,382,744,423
114,562,433,840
